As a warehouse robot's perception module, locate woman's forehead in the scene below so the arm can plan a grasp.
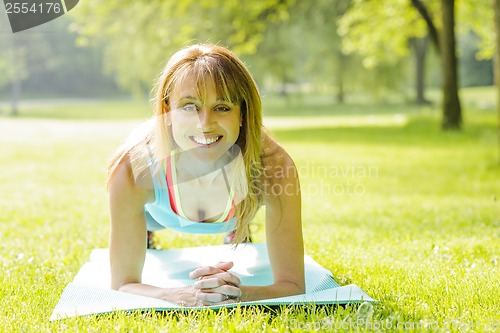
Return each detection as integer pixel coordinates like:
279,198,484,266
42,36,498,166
173,75,202,96
171,71,235,103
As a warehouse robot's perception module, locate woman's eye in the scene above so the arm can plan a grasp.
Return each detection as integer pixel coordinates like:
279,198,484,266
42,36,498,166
182,104,197,112
215,105,231,112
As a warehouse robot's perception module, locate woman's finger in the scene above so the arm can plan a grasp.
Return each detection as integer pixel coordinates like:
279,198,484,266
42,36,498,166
189,261,234,279
200,285,242,298
214,261,233,271
193,272,241,289
196,286,241,304
189,265,225,279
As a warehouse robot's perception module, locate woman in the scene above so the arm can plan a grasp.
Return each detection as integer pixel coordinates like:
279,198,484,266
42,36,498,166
107,44,304,306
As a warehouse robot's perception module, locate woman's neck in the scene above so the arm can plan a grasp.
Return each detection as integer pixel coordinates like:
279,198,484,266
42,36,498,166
173,150,231,184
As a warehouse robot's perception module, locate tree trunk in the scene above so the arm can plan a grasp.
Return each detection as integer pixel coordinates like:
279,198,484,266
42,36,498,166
411,0,440,53
494,0,500,165
412,36,430,105
440,0,462,130
336,51,345,104
11,69,21,117
10,36,22,117
337,79,344,104
334,1,350,104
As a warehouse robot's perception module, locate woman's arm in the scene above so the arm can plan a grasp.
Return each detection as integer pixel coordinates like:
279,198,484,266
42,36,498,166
194,134,305,302
244,137,305,301
108,157,148,290
108,157,203,305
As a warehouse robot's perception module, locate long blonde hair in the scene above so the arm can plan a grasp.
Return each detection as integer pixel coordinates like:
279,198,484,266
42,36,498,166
108,44,263,243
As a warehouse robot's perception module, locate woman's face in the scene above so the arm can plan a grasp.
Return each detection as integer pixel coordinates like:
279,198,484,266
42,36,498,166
168,76,242,162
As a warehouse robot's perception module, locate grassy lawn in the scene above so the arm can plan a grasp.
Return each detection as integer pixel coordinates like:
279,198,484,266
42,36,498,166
0,88,499,332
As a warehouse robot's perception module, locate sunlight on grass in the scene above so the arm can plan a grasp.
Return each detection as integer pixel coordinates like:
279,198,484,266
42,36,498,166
1,96,499,332
264,114,408,129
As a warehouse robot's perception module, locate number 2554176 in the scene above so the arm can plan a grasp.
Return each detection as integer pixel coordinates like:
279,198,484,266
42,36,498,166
5,2,62,14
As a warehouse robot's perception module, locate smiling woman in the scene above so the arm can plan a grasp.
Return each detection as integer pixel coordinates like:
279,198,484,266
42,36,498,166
168,75,242,162
106,44,305,307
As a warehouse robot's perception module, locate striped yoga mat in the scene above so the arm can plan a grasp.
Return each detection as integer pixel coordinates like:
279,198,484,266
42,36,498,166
51,243,374,320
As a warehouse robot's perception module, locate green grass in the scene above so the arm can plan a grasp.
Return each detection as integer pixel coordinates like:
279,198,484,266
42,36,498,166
0,98,152,119
1,87,499,332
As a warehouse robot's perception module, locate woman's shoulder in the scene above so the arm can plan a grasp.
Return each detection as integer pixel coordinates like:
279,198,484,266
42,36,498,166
260,130,298,183
109,153,154,200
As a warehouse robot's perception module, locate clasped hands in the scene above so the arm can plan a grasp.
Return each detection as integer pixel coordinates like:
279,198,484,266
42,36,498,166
188,261,242,306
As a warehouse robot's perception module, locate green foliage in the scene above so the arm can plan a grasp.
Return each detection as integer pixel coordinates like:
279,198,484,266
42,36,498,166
1,0,495,106
0,35,28,88
0,17,120,99
0,88,498,331
337,0,495,96
71,0,292,96
458,0,495,60
244,0,399,101
338,0,428,68
458,31,494,87
339,0,495,66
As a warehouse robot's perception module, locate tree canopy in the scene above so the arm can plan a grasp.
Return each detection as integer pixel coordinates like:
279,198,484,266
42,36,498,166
1,0,496,126
70,0,292,96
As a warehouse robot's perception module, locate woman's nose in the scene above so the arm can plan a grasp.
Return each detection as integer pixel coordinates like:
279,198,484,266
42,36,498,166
196,109,215,132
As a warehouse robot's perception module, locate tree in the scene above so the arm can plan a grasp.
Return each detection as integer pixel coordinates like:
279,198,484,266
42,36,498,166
410,0,440,105
338,0,431,104
439,0,462,129
458,31,494,87
0,34,31,116
411,0,462,129
411,36,431,104
286,0,353,103
494,0,500,165
71,0,292,96
496,0,500,104
340,0,471,129
244,0,353,102
0,16,120,116
420,0,496,125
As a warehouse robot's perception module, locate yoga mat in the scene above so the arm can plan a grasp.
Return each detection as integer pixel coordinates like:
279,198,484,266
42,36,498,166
51,243,374,320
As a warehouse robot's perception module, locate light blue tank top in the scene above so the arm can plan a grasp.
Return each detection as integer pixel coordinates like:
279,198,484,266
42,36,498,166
144,156,237,234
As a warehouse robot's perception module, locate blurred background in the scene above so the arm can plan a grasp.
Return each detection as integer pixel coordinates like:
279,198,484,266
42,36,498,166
0,0,497,129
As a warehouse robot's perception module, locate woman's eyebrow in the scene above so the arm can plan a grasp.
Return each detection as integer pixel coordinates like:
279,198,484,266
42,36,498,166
179,96,233,104
179,96,199,101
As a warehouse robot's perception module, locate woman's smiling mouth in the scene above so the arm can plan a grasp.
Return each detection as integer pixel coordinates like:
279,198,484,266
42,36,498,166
190,135,223,146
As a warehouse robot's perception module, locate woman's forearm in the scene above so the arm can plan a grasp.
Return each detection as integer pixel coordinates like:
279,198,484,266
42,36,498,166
239,281,305,303
117,283,195,305
117,280,304,305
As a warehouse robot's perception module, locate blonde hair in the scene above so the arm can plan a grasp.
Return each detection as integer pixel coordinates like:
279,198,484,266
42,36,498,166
108,44,263,244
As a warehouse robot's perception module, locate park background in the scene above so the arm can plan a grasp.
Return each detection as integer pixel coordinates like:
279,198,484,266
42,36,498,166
1,0,499,332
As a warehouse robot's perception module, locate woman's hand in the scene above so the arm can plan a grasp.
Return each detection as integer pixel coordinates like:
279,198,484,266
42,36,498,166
189,261,242,305
168,286,203,307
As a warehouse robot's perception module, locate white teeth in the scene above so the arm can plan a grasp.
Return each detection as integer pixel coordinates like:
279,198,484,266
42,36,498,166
192,136,220,145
